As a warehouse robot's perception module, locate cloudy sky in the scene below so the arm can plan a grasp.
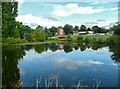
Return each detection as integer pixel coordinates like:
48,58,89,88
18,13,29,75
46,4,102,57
16,0,119,29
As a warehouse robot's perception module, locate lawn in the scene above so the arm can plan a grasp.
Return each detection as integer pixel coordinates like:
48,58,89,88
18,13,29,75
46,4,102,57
72,35,112,40
48,35,112,42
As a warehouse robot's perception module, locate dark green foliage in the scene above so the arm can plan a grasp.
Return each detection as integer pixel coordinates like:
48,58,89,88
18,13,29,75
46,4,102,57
87,28,91,31
49,26,57,36
36,25,43,31
2,1,18,38
80,25,87,31
34,30,45,41
112,24,120,36
84,37,89,42
97,38,104,43
66,34,72,41
63,24,73,35
77,36,83,41
74,26,79,31
109,35,120,45
25,33,34,42
92,26,107,33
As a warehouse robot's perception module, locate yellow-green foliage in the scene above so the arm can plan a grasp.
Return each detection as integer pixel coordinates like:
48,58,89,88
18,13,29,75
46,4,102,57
6,37,28,44
109,35,120,45
34,30,46,41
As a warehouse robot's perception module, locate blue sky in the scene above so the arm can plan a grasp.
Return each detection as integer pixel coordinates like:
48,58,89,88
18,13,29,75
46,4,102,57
16,0,119,29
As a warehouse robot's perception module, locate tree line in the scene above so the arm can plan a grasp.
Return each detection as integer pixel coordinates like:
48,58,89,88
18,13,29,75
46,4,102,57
2,0,120,42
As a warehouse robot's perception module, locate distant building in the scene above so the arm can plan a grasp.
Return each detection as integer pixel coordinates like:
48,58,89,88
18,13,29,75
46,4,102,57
73,31,79,35
79,31,87,35
88,31,94,35
55,28,64,35
94,33,106,35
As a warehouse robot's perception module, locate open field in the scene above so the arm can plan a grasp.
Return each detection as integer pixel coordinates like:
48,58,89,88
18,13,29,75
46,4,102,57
2,35,114,45
72,35,112,40
48,35,112,40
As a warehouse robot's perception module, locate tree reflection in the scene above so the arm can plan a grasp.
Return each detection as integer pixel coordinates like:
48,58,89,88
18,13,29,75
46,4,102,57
109,45,120,63
2,45,27,88
2,42,120,88
63,43,73,53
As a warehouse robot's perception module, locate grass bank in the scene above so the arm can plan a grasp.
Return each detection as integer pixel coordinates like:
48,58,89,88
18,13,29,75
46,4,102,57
2,35,119,45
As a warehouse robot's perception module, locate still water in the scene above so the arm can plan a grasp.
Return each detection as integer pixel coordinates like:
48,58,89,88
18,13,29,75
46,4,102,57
2,42,120,87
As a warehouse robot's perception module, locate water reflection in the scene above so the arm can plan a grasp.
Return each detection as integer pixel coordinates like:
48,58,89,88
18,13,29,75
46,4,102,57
2,42,120,88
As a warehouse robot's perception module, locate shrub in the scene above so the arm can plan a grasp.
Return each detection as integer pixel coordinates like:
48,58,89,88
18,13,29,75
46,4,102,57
92,37,96,41
66,34,73,41
34,30,46,41
6,37,28,44
109,35,119,45
77,36,83,41
25,33,34,42
84,37,89,42
97,38,104,43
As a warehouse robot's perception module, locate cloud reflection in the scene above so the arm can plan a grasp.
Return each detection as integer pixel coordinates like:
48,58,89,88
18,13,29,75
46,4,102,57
56,58,104,70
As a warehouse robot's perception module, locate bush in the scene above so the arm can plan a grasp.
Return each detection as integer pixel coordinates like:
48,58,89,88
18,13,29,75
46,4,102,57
25,33,34,42
34,30,46,41
84,37,89,42
6,37,28,44
66,34,73,41
109,35,119,45
92,37,96,41
77,36,83,41
97,38,104,43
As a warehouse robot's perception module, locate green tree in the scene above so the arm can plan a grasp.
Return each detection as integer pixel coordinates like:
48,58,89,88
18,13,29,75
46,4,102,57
80,25,87,31
2,1,18,38
92,26,107,33
92,26,100,33
25,32,34,42
63,24,73,35
87,28,91,31
34,30,45,41
74,26,79,31
113,24,120,36
36,25,43,31
49,26,57,36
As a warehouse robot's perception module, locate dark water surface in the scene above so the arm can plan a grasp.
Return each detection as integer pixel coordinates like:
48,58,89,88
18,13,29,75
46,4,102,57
2,42,120,87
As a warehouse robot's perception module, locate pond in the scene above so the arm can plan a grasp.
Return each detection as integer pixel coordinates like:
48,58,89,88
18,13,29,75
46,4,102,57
2,42,120,88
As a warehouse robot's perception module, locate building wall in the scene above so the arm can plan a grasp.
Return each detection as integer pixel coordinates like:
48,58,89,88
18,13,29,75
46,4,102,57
73,32,79,35
58,28,64,35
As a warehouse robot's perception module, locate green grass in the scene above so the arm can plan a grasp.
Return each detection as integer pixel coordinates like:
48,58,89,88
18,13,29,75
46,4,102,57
2,35,113,45
48,35,112,41
72,35,111,40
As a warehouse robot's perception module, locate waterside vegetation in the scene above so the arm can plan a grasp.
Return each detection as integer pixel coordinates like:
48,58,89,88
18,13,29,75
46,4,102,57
2,1,120,45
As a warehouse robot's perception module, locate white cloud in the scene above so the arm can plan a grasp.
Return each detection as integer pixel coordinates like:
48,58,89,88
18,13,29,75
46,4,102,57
16,14,63,28
85,17,118,28
53,3,108,17
90,1,100,4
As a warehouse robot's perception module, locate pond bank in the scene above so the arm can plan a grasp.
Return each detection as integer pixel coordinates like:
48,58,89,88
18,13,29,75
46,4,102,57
2,35,120,45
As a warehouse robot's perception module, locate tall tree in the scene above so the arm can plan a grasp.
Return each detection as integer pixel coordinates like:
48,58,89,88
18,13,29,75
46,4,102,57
113,24,120,36
80,25,87,31
74,26,79,31
63,24,73,35
87,28,91,31
2,0,18,38
36,25,43,31
49,26,57,36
